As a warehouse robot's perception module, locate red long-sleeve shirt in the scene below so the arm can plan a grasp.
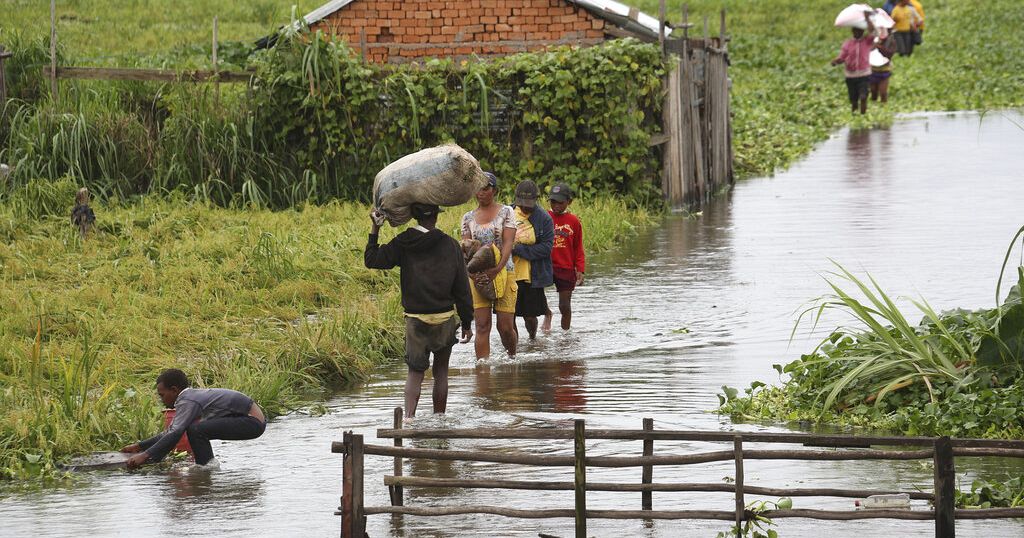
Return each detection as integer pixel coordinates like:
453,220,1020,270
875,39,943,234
549,211,585,273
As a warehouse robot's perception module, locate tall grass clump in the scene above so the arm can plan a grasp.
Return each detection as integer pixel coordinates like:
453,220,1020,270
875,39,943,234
720,247,1024,440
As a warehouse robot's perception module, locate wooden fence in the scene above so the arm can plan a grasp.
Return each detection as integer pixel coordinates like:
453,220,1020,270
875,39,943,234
656,5,734,208
333,409,1024,538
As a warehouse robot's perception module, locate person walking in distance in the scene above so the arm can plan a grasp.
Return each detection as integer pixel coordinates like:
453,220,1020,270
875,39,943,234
542,183,585,331
365,203,473,419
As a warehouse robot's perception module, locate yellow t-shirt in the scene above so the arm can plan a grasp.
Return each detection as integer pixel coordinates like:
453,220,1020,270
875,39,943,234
511,207,535,283
910,0,925,30
892,4,921,32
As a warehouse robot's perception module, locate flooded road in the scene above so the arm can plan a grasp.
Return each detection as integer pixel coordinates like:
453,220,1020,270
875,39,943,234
4,111,1024,537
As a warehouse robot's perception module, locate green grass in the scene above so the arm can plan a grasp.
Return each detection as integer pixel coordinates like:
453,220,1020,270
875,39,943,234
0,186,652,479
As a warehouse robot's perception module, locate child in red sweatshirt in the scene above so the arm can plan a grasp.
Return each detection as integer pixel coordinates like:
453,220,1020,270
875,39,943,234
542,183,585,331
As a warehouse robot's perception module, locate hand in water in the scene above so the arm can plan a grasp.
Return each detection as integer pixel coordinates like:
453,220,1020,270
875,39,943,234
126,452,149,470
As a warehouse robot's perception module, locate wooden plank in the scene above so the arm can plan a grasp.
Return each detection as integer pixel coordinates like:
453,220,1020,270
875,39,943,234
648,132,670,147
351,434,366,538
375,428,1024,449
341,431,353,538
934,436,956,538
764,509,935,520
954,508,1024,519
382,476,934,499
641,418,653,510
50,0,57,101
734,436,744,534
366,505,575,518
391,407,404,507
574,419,586,538
0,46,8,104
658,0,666,57
51,67,254,83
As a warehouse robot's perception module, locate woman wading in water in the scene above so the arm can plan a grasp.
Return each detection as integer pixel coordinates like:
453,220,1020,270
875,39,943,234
461,172,518,359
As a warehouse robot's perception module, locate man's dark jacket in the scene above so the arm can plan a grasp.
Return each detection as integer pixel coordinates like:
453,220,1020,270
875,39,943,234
511,205,554,288
364,228,473,330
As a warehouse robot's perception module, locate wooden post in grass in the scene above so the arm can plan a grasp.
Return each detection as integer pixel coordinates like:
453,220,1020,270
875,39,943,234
574,419,587,538
49,0,58,103
642,418,654,510
734,436,745,536
391,406,404,507
933,436,955,538
658,0,666,58
212,17,220,107
0,46,11,104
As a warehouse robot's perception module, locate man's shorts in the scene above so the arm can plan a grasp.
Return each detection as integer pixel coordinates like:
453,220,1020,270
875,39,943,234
845,76,869,105
404,315,458,372
553,267,577,292
514,281,548,318
471,273,518,313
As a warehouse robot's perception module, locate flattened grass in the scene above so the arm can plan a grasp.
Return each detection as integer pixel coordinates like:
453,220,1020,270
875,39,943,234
0,189,652,479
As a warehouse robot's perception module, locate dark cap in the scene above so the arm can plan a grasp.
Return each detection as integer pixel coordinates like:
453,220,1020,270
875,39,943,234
410,203,441,220
514,180,540,208
548,182,573,203
482,171,498,190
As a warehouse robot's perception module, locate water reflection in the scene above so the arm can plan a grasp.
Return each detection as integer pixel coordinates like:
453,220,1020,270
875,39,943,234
473,359,587,413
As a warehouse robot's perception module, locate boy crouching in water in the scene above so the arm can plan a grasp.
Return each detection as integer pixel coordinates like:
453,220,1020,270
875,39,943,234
543,183,585,331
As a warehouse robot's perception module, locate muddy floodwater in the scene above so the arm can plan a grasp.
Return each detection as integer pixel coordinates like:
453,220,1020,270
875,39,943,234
3,111,1024,537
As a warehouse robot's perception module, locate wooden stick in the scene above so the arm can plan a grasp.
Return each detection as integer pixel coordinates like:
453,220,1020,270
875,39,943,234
641,418,653,510
50,0,57,103
933,436,955,538
0,46,8,104
212,17,219,107
351,433,366,538
391,407,404,507
341,431,353,538
574,419,586,538
377,428,1024,449
683,3,689,40
360,27,367,61
361,506,1024,521
381,476,934,499
658,0,666,58
734,436,744,534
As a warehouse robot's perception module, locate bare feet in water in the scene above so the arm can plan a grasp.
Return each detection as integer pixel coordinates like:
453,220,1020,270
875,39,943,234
542,309,553,333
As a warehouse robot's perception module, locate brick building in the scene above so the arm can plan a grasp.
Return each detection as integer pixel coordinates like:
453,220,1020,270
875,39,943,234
296,0,666,63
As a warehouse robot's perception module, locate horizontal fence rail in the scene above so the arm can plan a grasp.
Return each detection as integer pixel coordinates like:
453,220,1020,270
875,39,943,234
334,411,1024,538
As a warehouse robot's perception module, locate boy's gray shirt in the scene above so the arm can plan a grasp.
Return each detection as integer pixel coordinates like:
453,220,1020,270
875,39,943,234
139,388,255,461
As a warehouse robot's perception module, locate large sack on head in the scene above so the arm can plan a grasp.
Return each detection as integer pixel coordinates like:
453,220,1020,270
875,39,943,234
373,144,487,226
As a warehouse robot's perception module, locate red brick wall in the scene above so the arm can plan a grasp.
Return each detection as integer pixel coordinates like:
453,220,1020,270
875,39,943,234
311,0,607,63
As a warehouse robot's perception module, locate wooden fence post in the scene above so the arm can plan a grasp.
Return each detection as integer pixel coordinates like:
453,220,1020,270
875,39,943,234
574,419,587,538
49,0,58,103
658,0,666,58
352,433,366,538
734,436,745,535
212,16,220,107
391,406,404,507
933,436,955,538
642,418,653,510
0,46,10,105
341,431,353,538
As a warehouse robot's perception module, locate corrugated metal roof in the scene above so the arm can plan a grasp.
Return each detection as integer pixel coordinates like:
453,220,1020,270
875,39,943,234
567,0,671,40
295,0,668,40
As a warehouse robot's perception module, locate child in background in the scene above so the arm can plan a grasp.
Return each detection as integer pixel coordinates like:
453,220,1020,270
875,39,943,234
542,183,585,332
869,28,896,103
831,11,876,115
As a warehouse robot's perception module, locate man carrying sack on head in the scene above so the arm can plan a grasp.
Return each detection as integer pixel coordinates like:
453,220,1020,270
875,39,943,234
365,203,474,421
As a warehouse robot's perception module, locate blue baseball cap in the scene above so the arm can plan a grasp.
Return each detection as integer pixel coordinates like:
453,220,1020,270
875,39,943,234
482,171,498,189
